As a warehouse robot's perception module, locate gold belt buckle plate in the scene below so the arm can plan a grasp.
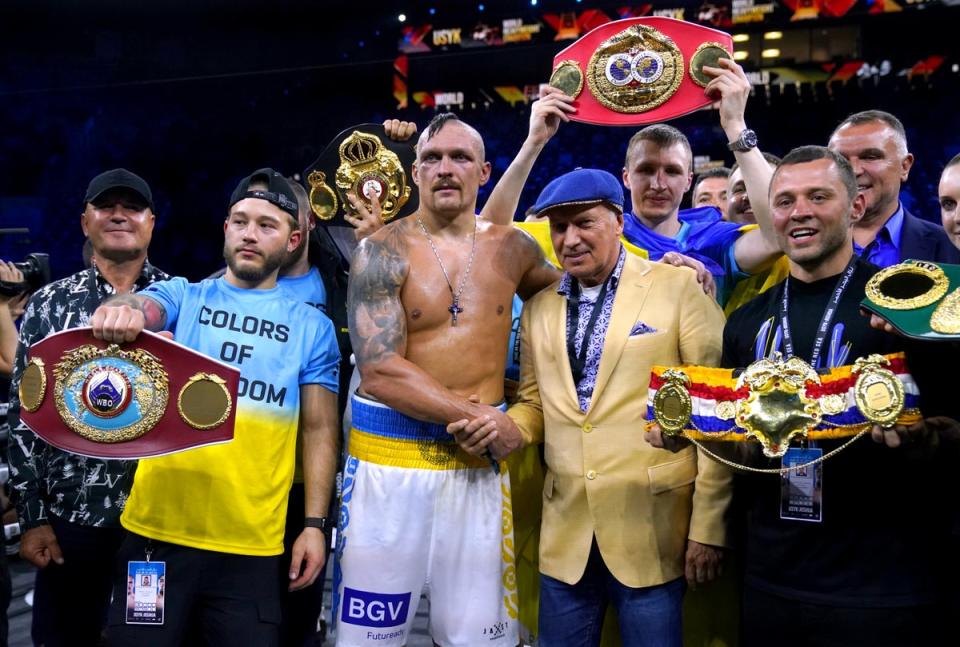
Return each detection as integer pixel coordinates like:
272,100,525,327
734,355,822,458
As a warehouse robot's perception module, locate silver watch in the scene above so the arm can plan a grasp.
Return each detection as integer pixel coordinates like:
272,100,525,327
728,128,758,153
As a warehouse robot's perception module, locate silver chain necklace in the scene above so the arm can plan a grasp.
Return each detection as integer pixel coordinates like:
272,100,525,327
415,215,478,326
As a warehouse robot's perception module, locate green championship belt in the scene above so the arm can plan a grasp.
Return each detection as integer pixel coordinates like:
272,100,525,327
860,260,960,340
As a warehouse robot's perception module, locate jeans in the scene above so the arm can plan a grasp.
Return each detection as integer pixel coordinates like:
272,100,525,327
538,539,684,647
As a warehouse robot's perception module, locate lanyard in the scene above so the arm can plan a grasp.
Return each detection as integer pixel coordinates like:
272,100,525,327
566,278,611,386
779,255,858,368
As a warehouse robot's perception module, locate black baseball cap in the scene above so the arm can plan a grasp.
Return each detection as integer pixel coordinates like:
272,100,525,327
84,168,155,211
229,168,299,220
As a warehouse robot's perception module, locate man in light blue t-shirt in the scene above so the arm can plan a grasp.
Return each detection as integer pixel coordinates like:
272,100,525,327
93,168,341,647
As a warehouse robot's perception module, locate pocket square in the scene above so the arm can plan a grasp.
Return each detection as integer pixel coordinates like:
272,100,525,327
629,321,657,336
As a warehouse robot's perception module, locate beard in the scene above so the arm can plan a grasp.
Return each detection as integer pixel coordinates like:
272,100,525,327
223,242,285,283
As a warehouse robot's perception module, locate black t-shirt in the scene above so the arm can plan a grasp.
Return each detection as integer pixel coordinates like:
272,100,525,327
722,259,950,607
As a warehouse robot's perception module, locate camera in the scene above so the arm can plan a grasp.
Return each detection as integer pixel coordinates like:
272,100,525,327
0,253,51,298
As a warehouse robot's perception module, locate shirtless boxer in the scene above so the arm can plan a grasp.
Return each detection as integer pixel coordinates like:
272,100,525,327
334,114,557,647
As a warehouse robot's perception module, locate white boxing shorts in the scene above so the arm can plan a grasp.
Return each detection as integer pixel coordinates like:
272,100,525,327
333,394,519,647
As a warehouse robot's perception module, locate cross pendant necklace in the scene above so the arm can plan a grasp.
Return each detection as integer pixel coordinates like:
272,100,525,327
449,298,464,324
416,215,478,327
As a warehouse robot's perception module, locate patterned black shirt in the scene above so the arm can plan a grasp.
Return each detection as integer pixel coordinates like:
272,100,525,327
7,261,170,529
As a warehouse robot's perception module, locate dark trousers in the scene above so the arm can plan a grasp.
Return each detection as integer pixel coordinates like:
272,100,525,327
107,532,281,647
743,585,939,647
32,515,124,647
278,483,327,647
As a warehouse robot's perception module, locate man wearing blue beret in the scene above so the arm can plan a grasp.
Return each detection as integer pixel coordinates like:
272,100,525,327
450,168,731,646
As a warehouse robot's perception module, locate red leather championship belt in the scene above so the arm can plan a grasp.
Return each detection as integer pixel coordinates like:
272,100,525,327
19,328,239,459
548,17,734,126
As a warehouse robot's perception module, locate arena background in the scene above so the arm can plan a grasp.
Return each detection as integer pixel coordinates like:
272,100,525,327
2,0,960,281
1,0,959,644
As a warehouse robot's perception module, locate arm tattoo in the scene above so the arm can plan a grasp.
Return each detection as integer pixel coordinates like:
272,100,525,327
104,293,168,331
512,228,560,299
347,226,410,367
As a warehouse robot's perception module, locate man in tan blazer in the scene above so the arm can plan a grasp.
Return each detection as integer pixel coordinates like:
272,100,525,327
451,168,731,646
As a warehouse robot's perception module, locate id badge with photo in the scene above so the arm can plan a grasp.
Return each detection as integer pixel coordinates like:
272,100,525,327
126,560,166,625
780,447,823,523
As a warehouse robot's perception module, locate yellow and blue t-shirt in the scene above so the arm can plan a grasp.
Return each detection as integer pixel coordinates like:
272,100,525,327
120,277,340,556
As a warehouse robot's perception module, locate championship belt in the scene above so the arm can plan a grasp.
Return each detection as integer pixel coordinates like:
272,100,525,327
19,328,240,460
860,260,960,340
547,17,734,126
647,353,921,460
302,123,417,228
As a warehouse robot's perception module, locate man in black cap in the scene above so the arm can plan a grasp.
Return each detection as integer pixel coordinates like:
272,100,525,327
7,168,169,646
93,168,341,647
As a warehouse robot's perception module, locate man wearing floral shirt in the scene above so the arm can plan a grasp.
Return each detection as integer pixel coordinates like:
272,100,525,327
7,168,168,647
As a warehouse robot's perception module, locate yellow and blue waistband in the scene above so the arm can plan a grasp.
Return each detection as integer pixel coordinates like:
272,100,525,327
348,394,506,471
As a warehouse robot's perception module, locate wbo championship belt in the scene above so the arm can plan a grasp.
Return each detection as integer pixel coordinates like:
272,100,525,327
20,328,240,460
547,17,734,126
647,353,921,460
302,123,417,228
860,259,960,340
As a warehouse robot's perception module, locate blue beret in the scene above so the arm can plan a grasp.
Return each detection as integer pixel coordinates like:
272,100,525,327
530,168,624,217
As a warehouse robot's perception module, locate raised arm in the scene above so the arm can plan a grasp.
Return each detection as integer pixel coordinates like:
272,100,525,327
347,226,493,424
90,293,167,343
704,59,781,274
479,87,576,225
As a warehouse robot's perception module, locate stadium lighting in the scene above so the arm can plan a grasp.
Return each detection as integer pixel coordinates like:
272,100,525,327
398,13,407,22
531,0,538,6
761,49,781,59
478,3,485,10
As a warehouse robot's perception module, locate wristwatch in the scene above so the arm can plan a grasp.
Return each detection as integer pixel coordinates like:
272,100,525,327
727,128,758,153
304,516,334,533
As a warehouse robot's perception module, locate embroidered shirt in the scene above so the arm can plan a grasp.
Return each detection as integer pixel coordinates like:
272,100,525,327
558,248,626,412
7,261,169,530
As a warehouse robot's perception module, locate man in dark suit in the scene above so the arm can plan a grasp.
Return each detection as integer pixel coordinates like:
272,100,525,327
828,109,960,266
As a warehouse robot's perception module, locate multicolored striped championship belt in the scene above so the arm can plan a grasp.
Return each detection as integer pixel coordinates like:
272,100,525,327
647,353,921,459
547,17,734,126
20,328,239,459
